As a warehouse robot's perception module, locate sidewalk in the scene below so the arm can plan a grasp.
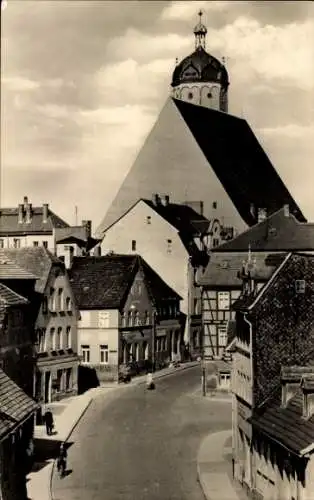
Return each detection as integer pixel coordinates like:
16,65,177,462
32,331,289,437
27,361,199,500
197,430,249,500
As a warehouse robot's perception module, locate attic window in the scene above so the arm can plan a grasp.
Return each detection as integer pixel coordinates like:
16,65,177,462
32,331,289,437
295,280,305,294
212,201,217,209
146,216,151,224
167,239,172,254
131,240,136,251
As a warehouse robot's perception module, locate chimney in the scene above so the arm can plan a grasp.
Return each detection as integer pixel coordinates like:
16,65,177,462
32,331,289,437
25,202,32,224
164,195,170,206
18,204,24,224
82,220,92,238
64,245,74,269
283,204,290,217
43,203,49,223
152,194,160,205
301,374,314,419
257,208,267,223
281,366,314,408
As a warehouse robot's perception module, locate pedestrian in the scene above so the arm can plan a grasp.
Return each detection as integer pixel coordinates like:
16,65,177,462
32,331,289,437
57,442,68,477
44,408,54,435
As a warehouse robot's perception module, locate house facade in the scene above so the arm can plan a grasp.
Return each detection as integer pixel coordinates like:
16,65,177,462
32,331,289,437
198,252,285,359
231,252,314,499
99,196,226,353
0,196,96,260
70,254,182,382
0,248,80,404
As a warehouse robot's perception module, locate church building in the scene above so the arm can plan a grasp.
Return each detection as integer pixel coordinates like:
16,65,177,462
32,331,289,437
96,13,305,349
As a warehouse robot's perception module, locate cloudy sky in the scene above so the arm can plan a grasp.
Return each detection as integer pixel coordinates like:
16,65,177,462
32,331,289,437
1,0,314,228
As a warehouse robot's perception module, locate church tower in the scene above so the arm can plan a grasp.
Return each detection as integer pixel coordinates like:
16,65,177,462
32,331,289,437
171,11,229,112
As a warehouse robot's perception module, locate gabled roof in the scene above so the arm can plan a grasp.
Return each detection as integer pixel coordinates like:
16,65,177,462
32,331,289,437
0,253,38,281
174,99,305,225
250,384,314,456
69,254,181,310
0,369,39,439
198,251,286,288
213,208,314,253
0,206,69,235
0,283,28,307
142,199,210,235
232,252,314,312
0,248,62,294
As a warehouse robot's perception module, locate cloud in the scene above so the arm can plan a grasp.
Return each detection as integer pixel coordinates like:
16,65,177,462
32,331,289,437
211,17,314,90
161,1,231,21
2,76,40,91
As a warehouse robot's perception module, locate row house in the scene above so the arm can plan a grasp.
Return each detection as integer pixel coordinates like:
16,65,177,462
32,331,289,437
69,254,182,382
98,194,232,356
199,206,314,360
0,196,97,258
0,369,38,500
0,248,80,404
198,251,286,360
0,261,39,500
231,252,314,499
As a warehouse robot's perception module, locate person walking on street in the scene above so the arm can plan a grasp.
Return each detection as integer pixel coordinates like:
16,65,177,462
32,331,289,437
44,408,54,435
57,442,68,478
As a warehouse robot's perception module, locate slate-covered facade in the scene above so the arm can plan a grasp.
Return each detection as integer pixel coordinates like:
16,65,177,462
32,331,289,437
231,252,314,499
70,254,182,382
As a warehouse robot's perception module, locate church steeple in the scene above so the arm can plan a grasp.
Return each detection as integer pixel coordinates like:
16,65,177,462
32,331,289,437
193,10,207,50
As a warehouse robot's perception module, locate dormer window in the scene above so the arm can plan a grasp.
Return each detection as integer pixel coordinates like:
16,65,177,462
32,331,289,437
295,280,306,294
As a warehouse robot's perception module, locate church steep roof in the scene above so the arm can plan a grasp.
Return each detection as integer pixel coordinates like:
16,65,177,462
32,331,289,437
173,99,306,226
96,98,305,237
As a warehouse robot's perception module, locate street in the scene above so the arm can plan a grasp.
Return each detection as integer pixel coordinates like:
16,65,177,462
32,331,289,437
52,366,232,500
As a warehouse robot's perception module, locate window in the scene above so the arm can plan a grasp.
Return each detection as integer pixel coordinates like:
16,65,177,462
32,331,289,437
134,311,140,326
218,326,228,346
295,280,306,294
213,238,220,247
50,327,55,350
131,240,136,251
57,327,62,349
66,326,71,348
212,201,217,209
13,238,20,248
99,311,110,328
167,239,172,254
33,241,39,247
58,288,64,310
207,92,212,98
42,296,48,314
146,216,151,224
39,328,46,352
188,92,193,99
121,312,126,327
0,239,3,249
43,241,48,249
128,311,132,326
218,291,230,310
65,297,71,311
145,311,150,325
49,288,56,311
100,344,109,364
81,345,90,363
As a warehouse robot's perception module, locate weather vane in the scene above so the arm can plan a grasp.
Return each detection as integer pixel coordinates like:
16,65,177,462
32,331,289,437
198,9,203,22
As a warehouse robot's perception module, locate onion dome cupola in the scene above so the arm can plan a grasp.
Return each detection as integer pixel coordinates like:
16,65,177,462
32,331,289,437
171,11,229,112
